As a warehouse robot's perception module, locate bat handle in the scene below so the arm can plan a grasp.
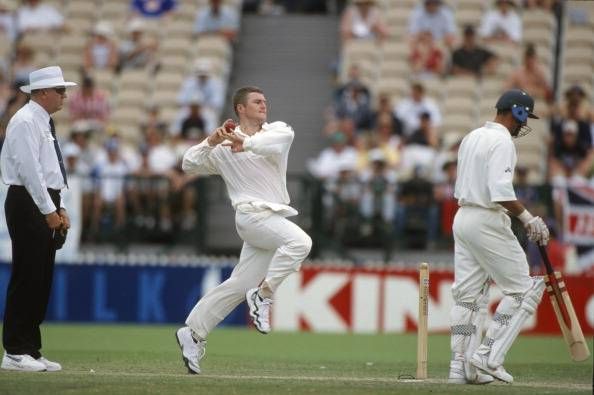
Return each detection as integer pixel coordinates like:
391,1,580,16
537,244,554,275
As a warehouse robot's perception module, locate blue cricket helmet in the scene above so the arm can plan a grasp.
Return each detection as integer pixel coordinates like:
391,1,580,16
495,89,539,123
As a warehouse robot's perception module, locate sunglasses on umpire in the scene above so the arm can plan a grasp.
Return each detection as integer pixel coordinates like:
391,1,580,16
52,87,66,95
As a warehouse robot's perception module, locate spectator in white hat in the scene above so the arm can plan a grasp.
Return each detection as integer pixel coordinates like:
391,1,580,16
84,21,119,72
0,66,76,372
176,59,224,133
118,18,158,72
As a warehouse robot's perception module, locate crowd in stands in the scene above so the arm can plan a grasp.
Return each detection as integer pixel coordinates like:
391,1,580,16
0,0,592,260
0,0,241,245
309,0,594,256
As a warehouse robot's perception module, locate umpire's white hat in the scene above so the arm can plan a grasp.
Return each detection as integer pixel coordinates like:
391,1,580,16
20,66,77,94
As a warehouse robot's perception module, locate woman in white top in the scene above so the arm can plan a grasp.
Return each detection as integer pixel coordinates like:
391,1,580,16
83,21,119,72
340,0,388,42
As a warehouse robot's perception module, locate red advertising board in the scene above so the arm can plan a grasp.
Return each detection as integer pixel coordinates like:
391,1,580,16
272,266,594,335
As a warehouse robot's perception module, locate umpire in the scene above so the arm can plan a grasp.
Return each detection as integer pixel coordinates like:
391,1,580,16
0,66,76,372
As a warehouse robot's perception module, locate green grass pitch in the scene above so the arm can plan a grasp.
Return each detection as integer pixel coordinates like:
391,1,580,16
0,324,591,394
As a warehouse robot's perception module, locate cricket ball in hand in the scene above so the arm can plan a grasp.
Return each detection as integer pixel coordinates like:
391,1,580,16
224,120,236,133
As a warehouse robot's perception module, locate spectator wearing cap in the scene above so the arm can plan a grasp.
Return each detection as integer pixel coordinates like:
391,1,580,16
118,18,158,72
450,25,497,77
0,0,16,43
505,43,553,103
340,0,388,42
193,0,239,42
84,21,119,72
68,74,110,128
408,0,456,48
394,82,442,137
549,119,594,186
479,0,522,44
16,0,64,34
176,59,224,133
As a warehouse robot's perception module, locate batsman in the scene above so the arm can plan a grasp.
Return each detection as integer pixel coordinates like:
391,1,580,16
448,89,550,384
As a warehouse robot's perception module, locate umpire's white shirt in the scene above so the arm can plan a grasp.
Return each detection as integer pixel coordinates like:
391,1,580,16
182,121,297,216
454,121,517,209
1,100,67,215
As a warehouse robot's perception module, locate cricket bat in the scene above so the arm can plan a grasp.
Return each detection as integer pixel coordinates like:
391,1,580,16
538,245,590,362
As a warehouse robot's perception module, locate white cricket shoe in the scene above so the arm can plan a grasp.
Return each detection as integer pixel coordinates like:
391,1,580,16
1,352,46,372
448,360,494,384
175,327,206,374
37,356,61,372
470,352,513,383
246,288,272,334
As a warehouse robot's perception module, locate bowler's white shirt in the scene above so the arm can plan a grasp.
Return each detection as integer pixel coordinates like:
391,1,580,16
454,121,517,209
1,100,67,214
182,121,296,215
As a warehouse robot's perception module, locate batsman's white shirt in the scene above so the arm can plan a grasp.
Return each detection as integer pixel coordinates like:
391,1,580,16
455,121,517,209
181,121,311,339
452,121,530,302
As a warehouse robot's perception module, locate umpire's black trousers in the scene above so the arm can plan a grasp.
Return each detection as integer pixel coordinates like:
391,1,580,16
3,185,60,358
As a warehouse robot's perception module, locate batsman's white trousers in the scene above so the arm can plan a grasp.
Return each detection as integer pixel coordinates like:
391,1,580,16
186,209,312,339
452,206,532,302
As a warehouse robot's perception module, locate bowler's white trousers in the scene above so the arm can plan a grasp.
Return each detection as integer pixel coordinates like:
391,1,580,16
452,206,532,302
186,209,312,339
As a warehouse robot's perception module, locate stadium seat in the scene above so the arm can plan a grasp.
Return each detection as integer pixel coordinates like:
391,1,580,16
444,76,479,98
65,1,98,21
59,35,87,55
160,37,192,58
117,70,151,92
379,60,409,79
193,36,232,61
116,89,148,109
522,9,556,31
91,69,115,92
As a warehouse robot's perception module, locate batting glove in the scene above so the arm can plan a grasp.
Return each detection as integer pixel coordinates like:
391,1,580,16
518,210,550,245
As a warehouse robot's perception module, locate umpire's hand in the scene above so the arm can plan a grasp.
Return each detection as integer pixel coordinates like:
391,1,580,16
45,211,63,230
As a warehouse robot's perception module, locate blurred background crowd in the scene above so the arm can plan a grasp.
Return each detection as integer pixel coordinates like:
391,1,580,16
0,0,592,271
